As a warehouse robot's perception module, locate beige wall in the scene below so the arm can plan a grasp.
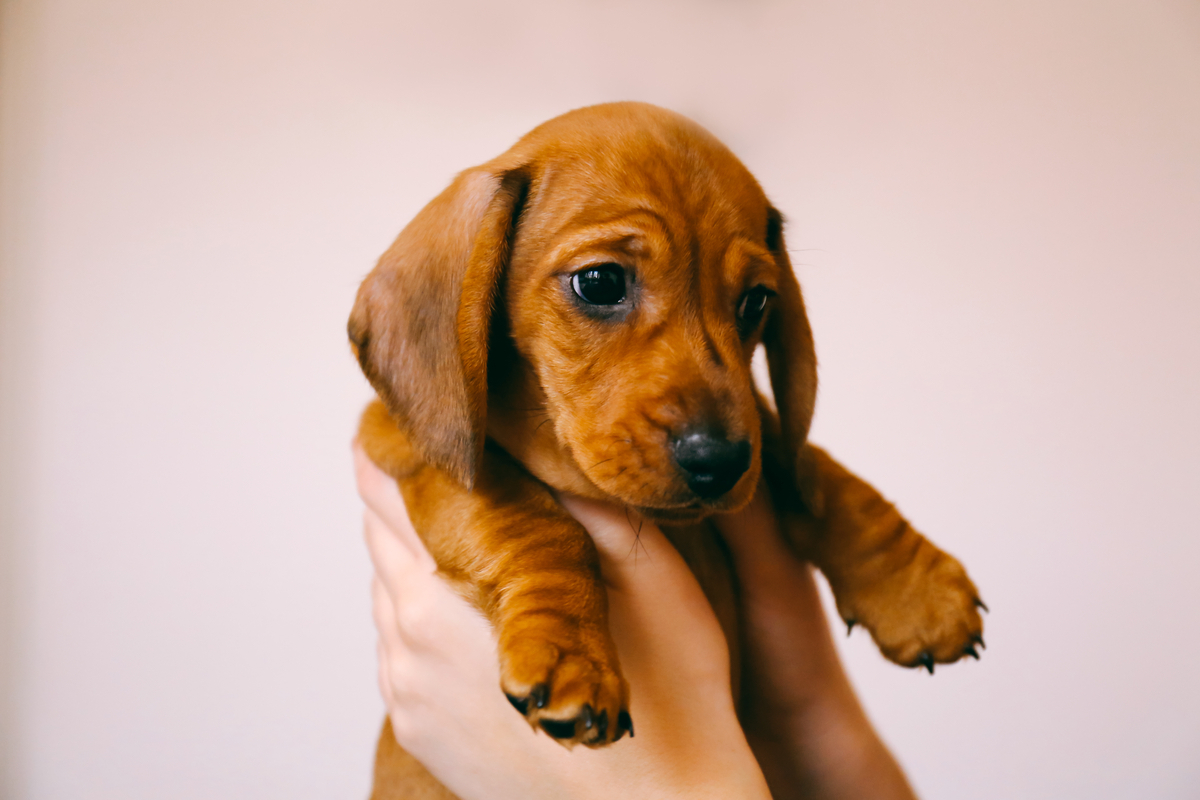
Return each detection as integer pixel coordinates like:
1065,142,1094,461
2,0,1199,797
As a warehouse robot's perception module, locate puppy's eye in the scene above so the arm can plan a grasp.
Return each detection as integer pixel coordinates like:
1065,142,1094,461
737,286,774,331
571,265,626,305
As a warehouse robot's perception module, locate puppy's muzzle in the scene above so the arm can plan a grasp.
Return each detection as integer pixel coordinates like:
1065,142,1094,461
671,429,751,500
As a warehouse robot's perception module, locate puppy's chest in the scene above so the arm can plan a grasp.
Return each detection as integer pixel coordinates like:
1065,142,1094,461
661,521,743,698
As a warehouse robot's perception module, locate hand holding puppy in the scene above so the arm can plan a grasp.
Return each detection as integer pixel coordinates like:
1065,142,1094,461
357,445,915,800
357,443,771,800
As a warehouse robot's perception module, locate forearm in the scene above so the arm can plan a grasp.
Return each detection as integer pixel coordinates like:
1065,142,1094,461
745,584,915,800
762,687,916,800
717,491,918,800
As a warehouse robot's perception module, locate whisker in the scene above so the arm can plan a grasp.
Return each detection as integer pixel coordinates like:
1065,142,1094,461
622,506,651,565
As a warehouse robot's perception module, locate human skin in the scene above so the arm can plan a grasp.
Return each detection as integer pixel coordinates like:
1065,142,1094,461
710,484,917,800
355,444,916,800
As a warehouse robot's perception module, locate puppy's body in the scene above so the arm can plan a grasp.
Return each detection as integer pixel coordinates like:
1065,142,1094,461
351,103,983,799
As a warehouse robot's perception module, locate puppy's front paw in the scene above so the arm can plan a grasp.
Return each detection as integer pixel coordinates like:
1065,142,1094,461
838,541,986,673
498,622,631,747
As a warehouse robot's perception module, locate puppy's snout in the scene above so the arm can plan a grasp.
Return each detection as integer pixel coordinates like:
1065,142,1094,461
671,430,751,500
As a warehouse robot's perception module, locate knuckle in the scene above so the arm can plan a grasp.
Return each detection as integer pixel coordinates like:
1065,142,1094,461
388,711,421,749
383,653,417,700
395,591,437,640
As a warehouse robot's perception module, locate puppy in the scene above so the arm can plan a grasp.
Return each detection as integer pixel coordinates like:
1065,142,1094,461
350,102,984,798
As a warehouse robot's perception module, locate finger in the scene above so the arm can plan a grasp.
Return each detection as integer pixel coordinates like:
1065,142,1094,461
555,493,660,558
371,576,400,648
353,443,435,570
552,494,720,652
372,576,413,685
557,494,727,664
365,507,434,611
377,639,395,707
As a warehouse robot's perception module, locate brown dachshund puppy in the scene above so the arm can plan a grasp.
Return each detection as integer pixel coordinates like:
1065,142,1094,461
350,102,984,798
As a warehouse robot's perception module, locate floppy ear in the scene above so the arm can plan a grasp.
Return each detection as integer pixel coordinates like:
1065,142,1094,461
348,166,529,488
762,206,822,510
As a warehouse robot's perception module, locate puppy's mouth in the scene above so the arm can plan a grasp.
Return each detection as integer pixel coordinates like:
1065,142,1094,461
631,483,756,524
632,503,713,525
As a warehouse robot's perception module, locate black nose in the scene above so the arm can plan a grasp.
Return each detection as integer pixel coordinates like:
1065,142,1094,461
671,430,751,500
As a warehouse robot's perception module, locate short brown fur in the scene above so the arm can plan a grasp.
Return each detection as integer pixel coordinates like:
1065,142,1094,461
351,103,983,798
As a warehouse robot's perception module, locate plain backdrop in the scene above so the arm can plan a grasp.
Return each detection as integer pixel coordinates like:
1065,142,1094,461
2,1,1199,798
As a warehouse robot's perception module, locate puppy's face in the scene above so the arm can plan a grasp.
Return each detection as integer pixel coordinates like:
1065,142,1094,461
498,122,787,521
351,103,816,516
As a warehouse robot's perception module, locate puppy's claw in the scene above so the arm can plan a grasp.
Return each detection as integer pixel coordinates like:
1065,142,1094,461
617,709,634,739
915,652,935,674
974,598,989,613
845,619,857,637
539,718,576,740
505,693,529,715
971,633,986,650
580,709,610,745
963,643,980,660
498,637,627,746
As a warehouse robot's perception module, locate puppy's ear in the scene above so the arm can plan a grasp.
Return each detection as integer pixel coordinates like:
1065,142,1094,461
762,206,821,509
348,167,529,488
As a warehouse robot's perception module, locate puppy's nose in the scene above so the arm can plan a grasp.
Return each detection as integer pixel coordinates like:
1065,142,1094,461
671,430,751,500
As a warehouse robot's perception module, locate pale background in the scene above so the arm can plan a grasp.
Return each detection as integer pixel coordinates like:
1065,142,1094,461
2,1,1198,798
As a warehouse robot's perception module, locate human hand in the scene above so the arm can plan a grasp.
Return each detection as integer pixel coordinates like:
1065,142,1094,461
355,444,771,800
714,488,917,800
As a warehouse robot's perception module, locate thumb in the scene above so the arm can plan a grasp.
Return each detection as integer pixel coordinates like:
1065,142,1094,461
557,494,732,693
555,495,687,595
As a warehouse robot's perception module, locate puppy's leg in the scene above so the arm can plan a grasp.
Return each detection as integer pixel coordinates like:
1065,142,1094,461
773,441,985,672
360,400,631,746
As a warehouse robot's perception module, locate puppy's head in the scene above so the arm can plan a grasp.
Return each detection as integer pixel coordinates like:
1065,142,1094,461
350,103,816,520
